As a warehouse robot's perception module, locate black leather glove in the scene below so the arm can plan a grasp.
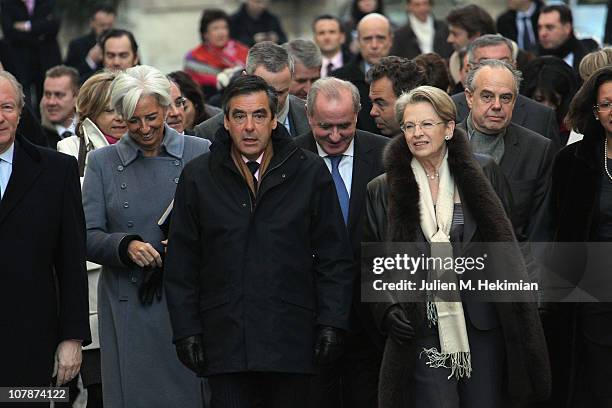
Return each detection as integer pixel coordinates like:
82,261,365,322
383,305,415,345
175,335,206,376
138,266,163,305
314,326,344,365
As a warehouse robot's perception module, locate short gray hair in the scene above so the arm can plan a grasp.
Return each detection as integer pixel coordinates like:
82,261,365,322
306,77,360,116
465,59,522,96
246,41,295,76
467,34,514,64
283,39,322,69
111,65,171,120
0,70,25,110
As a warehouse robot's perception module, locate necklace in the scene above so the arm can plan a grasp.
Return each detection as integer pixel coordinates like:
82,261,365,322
606,138,612,182
425,171,439,180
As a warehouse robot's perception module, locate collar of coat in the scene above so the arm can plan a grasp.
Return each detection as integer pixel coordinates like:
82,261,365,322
115,124,184,166
210,121,298,170
383,127,515,243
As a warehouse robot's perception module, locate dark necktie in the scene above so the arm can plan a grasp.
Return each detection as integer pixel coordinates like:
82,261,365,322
521,16,534,51
329,155,349,225
61,130,73,139
246,160,260,192
326,62,335,77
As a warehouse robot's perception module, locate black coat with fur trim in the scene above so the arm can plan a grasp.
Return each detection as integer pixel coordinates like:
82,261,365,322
363,129,551,406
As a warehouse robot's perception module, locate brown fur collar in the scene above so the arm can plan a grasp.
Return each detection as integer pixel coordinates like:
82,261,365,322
383,128,515,243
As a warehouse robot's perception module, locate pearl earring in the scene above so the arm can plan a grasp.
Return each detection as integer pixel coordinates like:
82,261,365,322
444,135,451,140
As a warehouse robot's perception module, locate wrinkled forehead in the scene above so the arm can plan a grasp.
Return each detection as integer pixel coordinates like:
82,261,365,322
474,67,516,94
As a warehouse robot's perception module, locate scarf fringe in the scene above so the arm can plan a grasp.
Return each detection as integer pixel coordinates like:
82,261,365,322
420,348,472,380
427,300,438,327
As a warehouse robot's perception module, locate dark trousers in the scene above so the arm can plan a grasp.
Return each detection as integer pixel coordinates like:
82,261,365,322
208,372,310,408
308,331,382,408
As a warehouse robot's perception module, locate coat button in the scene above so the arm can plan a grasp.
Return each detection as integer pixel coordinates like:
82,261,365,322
242,203,247,207
121,183,127,189
173,160,180,166
131,276,137,283
123,202,129,208
127,221,134,228
174,177,179,184
117,165,124,171
281,173,286,178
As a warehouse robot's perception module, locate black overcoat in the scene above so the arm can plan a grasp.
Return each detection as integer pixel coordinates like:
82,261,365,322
165,125,354,375
0,135,90,386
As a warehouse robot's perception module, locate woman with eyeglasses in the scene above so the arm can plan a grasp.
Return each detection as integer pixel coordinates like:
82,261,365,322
364,86,550,407
82,65,211,407
544,66,612,407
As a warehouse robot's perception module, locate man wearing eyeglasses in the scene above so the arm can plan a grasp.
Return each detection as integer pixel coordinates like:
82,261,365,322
295,77,388,408
459,59,554,244
451,34,561,152
166,80,187,134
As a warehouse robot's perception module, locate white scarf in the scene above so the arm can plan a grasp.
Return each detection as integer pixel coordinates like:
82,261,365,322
411,151,472,379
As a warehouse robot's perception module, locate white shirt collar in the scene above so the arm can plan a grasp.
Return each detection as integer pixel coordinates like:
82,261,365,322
517,2,536,18
0,142,15,165
315,137,355,158
322,51,343,69
55,114,77,137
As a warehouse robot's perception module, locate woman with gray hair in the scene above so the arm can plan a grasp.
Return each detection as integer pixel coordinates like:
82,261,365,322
82,65,211,407
364,86,550,407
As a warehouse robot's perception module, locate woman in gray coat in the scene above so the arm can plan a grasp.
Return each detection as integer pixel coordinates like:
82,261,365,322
82,65,211,407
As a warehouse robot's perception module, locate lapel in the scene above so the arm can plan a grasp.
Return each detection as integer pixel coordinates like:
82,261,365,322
348,133,373,234
511,96,527,127
499,124,520,178
0,136,43,227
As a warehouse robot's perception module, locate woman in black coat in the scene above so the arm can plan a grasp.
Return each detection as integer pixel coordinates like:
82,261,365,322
545,66,612,407
364,86,550,407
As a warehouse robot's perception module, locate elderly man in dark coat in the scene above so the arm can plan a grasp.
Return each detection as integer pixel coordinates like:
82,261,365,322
0,70,90,390
165,74,354,408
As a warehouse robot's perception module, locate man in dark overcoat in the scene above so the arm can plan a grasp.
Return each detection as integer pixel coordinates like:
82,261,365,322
165,74,354,407
0,70,90,389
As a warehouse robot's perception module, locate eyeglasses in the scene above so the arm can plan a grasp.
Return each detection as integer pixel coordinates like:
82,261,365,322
172,97,187,109
594,102,612,113
400,121,445,135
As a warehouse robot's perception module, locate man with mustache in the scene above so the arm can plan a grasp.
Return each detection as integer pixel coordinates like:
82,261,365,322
459,59,553,242
165,74,353,407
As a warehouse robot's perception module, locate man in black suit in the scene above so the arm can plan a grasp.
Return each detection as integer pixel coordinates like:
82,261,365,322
312,14,353,79
40,65,79,149
0,0,62,107
390,0,453,60
0,70,90,390
537,4,598,72
195,41,310,140
295,77,388,408
64,4,116,83
459,60,553,242
367,56,426,138
452,34,562,151
331,13,393,134
497,0,542,53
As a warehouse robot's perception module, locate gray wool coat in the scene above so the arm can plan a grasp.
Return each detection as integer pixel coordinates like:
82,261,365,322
82,125,211,408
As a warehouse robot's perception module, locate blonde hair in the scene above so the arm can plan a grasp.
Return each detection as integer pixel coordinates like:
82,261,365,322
395,85,457,125
579,48,612,81
76,70,117,137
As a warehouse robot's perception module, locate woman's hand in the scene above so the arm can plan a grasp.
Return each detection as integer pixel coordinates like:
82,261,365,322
127,240,162,268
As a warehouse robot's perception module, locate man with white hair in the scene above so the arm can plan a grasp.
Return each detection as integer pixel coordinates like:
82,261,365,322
0,69,90,390
295,76,388,407
331,13,393,134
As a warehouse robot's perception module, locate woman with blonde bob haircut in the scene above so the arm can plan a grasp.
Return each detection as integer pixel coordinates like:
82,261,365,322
364,86,550,407
57,70,127,408
82,65,211,407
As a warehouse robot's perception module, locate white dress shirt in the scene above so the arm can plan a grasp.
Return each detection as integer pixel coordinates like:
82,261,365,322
321,51,344,78
315,138,354,197
0,142,15,199
409,14,434,54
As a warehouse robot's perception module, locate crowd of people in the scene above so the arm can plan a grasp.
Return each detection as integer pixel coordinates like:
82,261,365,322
1,0,612,407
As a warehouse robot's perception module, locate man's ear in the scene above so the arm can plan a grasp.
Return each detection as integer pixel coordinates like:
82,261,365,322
223,114,229,131
465,88,473,110
271,116,277,130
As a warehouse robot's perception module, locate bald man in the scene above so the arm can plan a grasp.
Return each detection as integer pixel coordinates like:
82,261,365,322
331,13,393,134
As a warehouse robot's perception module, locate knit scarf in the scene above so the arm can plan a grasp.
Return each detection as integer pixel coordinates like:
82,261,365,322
411,151,472,379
